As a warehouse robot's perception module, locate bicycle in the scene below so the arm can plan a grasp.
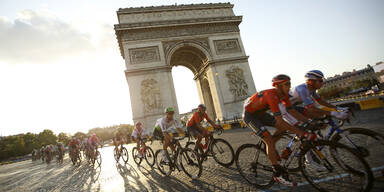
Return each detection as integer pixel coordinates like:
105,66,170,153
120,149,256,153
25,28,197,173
277,114,384,172
318,113,384,167
89,145,102,167
132,137,155,167
45,149,52,164
70,147,82,166
235,130,374,191
185,126,234,167
113,142,129,164
155,134,202,179
56,149,64,164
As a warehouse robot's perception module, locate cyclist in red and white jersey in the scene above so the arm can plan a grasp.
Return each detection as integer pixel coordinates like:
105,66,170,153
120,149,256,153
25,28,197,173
187,104,220,152
88,133,101,152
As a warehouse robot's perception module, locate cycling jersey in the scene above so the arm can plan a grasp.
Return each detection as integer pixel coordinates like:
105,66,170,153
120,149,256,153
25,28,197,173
187,112,211,127
69,139,79,148
131,127,144,139
155,117,181,133
114,133,122,141
290,83,320,108
244,89,292,116
88,135,100,146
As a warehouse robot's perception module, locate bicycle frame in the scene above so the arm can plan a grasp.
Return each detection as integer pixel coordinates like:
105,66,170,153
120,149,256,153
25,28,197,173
321,117,361,152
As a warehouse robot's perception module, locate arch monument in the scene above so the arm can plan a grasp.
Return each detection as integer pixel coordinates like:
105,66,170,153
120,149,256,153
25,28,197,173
114,3,256,131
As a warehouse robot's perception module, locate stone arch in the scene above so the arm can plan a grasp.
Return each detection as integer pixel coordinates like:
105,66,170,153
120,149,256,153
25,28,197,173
168,42,217,119
165,40,212,74
115,3,257,131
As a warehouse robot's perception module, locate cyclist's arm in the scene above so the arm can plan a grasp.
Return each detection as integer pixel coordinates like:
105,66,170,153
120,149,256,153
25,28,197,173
287,108,310,122
205,114,219,128
305,105,331,116
275,115,304,137
316,99,337,109
297,90,331,116
266,92,303,136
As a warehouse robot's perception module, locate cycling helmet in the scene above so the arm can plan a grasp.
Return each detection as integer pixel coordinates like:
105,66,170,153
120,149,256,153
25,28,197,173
164,107,175,113
135,121,142,126
272,74,291,86
305,70,324,80
198,104,206,110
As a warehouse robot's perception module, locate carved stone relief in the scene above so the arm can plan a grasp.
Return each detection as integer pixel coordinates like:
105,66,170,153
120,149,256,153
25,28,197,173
121,23,239,41
225,66,248,98
214,39,241,55
129,46,160,64
162,38,211,58
140,79,162,113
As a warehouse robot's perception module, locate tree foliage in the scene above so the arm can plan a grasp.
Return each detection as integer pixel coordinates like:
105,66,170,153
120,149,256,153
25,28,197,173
0,124,134,161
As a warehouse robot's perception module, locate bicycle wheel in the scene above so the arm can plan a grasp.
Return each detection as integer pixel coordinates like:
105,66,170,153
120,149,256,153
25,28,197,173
121,147,129,164
77,151,82,166
155,149,172,176
78,151,82,163
299,140,373,192
132,147,142,165
331,127,384,168
113,148,120,162
210,138,234,167
275,133,301,172
179,148,202,179
95,151,102,167
71,153,76,165
144,147,155,167
235,143,274,189
185,141,204,161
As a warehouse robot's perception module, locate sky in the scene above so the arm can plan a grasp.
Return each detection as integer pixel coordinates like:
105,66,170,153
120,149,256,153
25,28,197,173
0,0,383,136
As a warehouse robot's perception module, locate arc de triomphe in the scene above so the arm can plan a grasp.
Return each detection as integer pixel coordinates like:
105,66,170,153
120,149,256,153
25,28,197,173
114,3,256,130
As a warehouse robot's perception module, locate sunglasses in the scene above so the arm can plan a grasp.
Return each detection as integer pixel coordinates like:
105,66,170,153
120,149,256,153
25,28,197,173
282,82,291,86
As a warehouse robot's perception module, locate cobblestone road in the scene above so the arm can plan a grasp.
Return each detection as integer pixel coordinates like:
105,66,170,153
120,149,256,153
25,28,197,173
1,108,384,192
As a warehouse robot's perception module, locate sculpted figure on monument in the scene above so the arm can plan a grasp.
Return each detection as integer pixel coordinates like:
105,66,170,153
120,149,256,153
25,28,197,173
225,66,248,98
140,79,162,113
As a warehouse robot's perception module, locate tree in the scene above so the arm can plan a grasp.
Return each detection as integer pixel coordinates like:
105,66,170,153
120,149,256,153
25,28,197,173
22,132,39,154
74,132,87,140
38,129,57,146
58,132,70,145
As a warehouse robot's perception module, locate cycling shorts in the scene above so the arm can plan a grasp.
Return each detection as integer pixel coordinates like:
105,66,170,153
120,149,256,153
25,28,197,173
243,111,276,138
187,125,203,137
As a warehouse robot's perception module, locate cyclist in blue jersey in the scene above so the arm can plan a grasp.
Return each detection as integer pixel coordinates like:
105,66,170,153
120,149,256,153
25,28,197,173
290,70,348,119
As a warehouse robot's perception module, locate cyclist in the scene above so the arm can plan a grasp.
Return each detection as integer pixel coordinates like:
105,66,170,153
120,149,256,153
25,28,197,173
40,146,45,161
57,142,65,160
113,130,124,154
290,70,349,119
157,107,184,163
131,122,148,158
243,74,315,186
88,133,101,159
152,123,164,143
187,104,220,152
69,137,80,160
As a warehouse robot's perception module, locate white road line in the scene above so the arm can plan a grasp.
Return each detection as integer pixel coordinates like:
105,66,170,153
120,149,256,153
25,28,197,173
265,165,384,191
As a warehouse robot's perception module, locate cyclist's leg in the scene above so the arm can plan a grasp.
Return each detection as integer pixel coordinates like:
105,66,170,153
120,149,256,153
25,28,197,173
244,111,296,185
162,132,172,161
135,138,140,151
201,127,210,147
188,125,203,151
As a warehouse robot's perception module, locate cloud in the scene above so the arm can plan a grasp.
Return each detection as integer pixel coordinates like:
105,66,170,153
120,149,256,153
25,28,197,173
0,10,96,64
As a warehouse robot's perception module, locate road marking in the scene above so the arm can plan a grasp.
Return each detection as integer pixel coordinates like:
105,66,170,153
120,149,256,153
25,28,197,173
267,165,384,191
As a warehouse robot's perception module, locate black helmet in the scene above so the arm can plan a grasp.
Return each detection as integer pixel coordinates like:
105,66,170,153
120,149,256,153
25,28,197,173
198,104,206,110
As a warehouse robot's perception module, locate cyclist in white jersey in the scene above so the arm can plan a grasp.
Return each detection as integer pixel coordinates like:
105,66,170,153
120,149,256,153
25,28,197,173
156,107,185,163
